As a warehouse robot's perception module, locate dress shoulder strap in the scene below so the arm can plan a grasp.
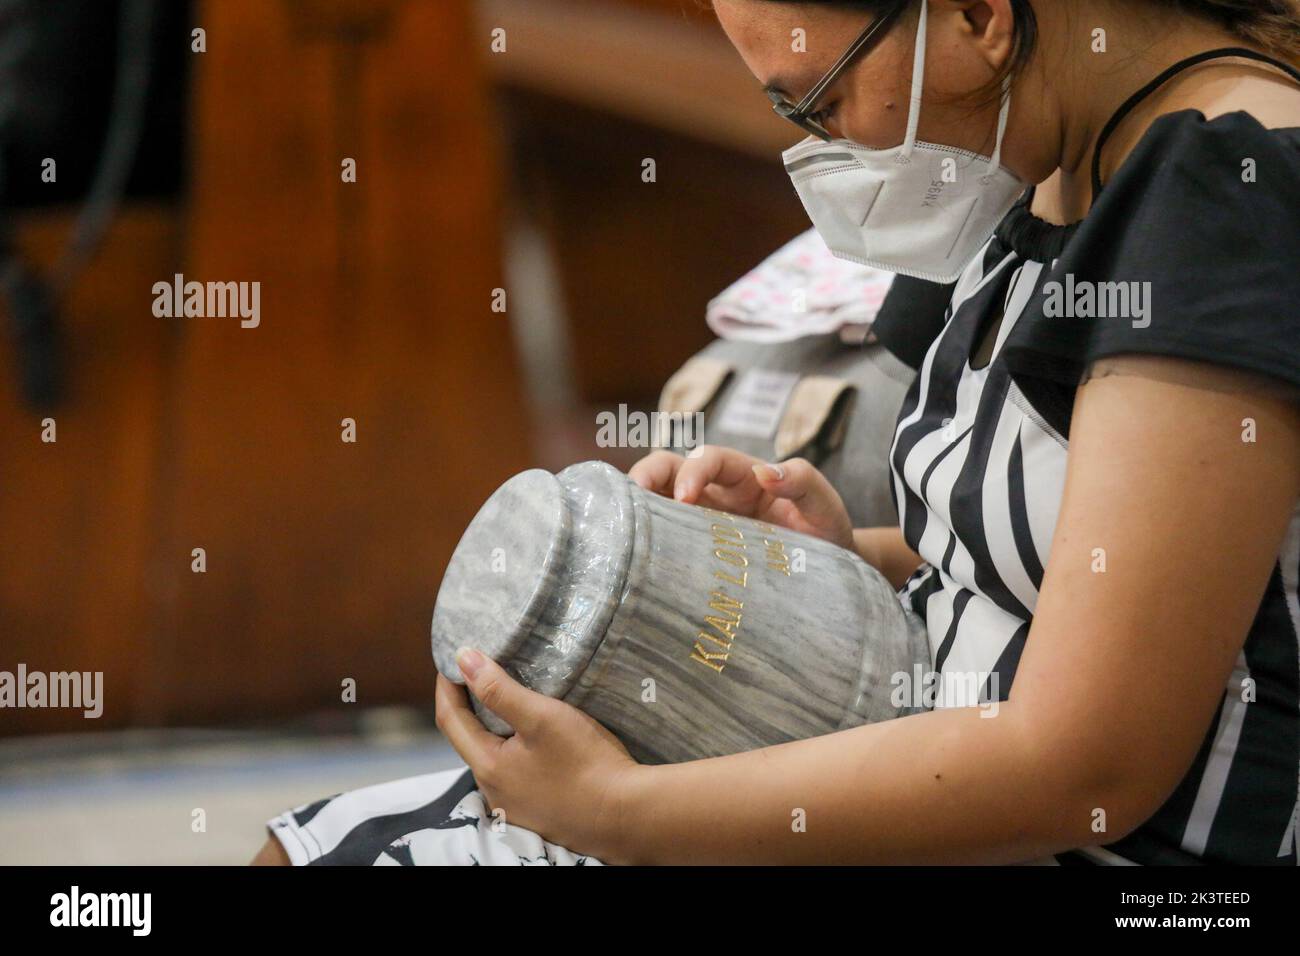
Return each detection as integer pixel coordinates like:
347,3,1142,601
1091,47,1300,203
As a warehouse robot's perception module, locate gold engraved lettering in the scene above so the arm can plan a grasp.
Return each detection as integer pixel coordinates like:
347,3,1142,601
713,547,749,568
713,568,748,589
763,536,790,576
696,628,733,651
690,515,752,674
707,589,743,617
711,521,747,552
691,642,728,673
704,616,738,643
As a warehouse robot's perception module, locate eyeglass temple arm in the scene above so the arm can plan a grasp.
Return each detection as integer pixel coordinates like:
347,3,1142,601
793,0,910,114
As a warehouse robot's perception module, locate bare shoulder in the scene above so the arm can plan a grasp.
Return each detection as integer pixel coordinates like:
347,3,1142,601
1177,57,1300,128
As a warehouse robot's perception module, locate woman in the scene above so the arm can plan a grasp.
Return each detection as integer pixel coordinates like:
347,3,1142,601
257,0,1300,865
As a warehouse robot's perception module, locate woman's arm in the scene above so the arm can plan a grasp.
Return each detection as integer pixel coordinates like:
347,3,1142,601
436,357,1299,864
853,526,924,589
605,361,1300,864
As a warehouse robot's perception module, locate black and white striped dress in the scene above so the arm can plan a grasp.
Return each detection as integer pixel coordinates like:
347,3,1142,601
889,105,1300,865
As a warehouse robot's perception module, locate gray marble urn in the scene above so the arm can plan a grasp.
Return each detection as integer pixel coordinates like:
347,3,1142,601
431,461,930,765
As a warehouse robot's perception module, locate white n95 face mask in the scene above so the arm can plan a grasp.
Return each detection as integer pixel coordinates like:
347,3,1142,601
782,1,1027,284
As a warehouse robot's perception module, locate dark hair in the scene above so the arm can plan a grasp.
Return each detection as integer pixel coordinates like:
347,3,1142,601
1175,0,1300,59
748,0,1300,77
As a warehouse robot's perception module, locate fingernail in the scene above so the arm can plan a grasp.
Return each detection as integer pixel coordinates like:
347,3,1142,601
687,446,705,459
455,646,485,679
753,462,785,482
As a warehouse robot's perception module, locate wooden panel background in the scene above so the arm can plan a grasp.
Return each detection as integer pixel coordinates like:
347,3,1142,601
138,0,530,725
0,0,529,732
0,0,810,734
0,208,179,734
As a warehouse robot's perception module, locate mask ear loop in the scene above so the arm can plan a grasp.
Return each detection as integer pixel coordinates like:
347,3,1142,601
980,74,1013,185
897,0,927,165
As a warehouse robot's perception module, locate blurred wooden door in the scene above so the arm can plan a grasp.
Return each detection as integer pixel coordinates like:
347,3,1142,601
0,209,179,735
0,0,529,731
140,0,530,725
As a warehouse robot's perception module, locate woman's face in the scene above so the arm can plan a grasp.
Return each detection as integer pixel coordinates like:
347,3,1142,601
714,0,1021,164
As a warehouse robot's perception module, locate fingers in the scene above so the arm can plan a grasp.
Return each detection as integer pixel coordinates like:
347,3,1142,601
751,457,850,526
434,672,501,768
454,647,550,738
671,445,763,504
628,450,682,497
631,449,847,543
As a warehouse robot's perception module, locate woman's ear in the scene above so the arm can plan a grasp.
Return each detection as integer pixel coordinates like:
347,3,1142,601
952,0,1017,72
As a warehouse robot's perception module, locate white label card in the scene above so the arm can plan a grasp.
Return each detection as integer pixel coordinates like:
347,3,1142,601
715,369,801,440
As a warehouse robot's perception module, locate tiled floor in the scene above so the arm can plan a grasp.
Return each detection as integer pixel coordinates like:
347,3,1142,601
0,709,463,865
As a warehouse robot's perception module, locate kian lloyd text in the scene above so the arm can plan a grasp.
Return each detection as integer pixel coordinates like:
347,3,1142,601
153,273,260,328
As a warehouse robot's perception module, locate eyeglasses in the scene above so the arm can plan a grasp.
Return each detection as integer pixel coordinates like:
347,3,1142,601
765,0,910,141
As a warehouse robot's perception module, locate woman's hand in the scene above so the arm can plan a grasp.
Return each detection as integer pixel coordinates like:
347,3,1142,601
629,446,855,551
434,648,640,861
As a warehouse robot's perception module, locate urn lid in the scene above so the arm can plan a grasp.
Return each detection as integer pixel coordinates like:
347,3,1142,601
431,469,570,685
431,462,635,704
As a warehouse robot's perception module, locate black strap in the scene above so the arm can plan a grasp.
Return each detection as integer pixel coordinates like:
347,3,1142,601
1091,47,1300,203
